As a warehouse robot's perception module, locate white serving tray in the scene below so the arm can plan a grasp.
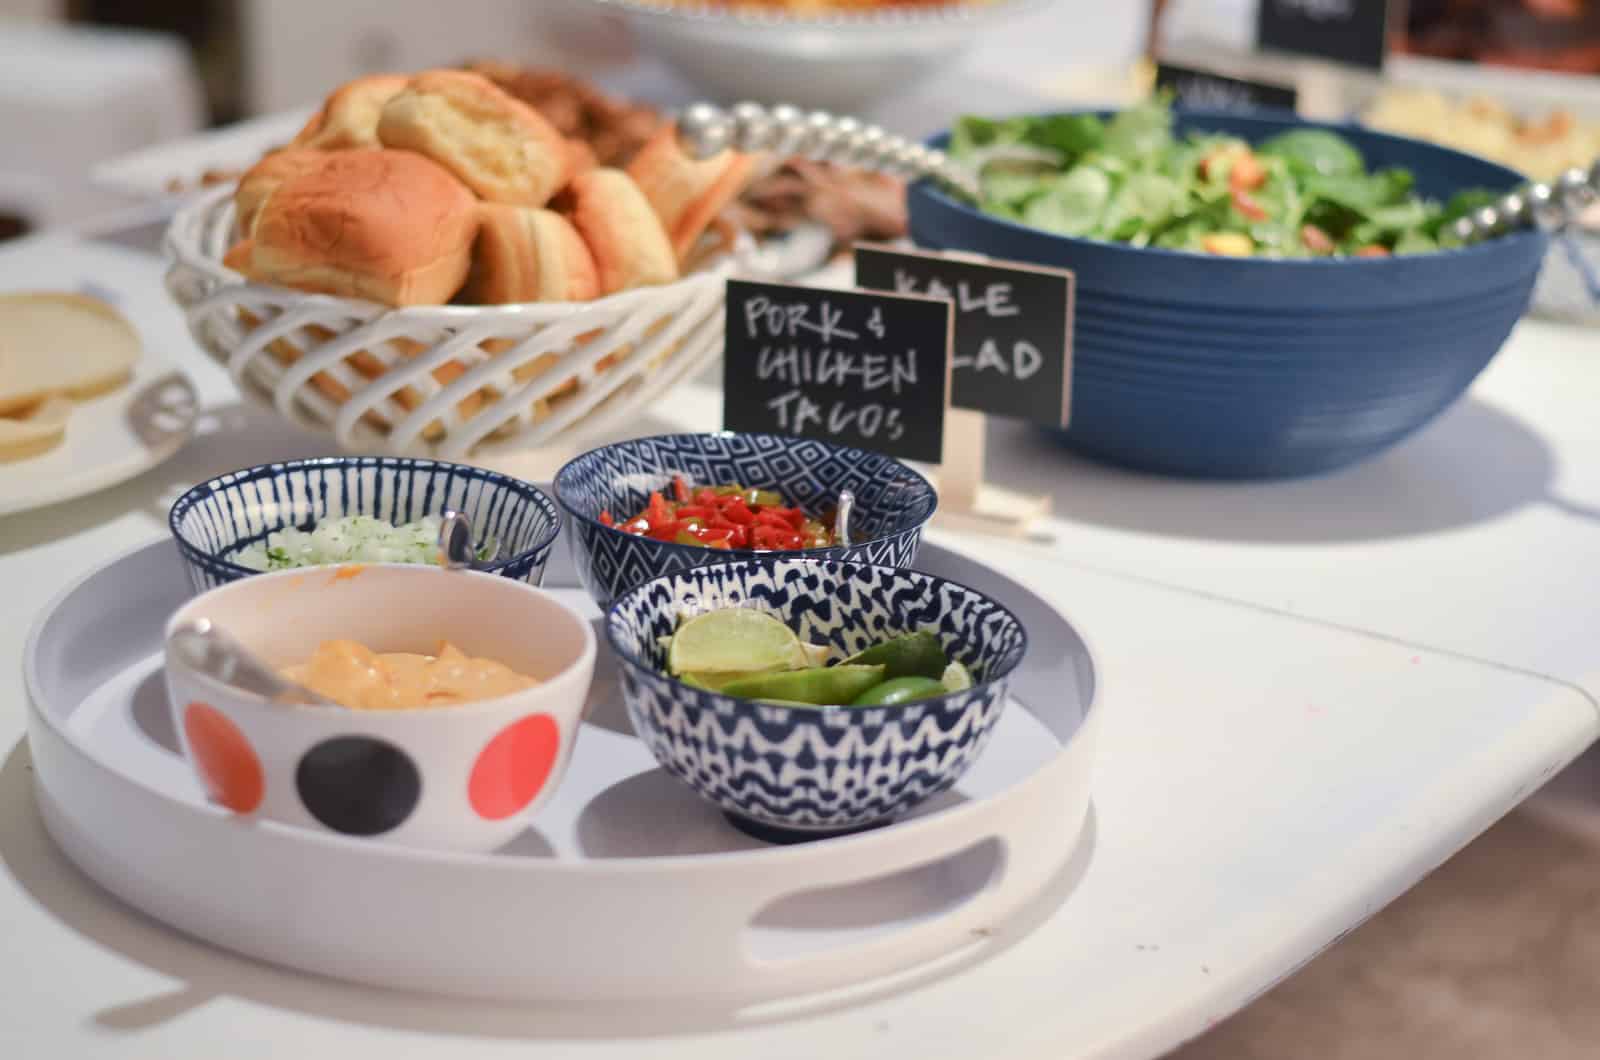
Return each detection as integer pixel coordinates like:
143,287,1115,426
24,534,1099,1004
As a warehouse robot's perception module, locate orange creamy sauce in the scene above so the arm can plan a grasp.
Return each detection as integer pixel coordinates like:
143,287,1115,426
282,639,537,710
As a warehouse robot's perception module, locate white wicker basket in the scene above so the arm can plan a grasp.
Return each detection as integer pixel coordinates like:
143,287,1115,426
164,185,738,459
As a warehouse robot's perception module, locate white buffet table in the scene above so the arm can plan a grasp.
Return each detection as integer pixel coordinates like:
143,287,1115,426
1,200,1597,1060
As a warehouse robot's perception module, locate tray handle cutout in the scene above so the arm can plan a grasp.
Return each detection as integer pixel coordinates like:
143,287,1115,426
738,833,1011,992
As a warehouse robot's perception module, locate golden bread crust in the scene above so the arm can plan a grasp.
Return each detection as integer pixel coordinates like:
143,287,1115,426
560,168,678,295
248,149,479,307
234,149,328,236
377,70,570,206
461,204,599,305
291,74,410,150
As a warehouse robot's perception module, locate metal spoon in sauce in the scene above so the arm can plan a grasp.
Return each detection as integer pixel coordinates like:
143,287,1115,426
167,617,341,708
834,489,855,548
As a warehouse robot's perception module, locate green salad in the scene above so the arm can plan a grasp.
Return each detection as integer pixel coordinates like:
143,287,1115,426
949,96,1501,258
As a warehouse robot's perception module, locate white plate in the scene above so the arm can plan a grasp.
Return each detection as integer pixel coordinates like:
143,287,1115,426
24,536,1099,1002
90,108,313,201
0,329,198,518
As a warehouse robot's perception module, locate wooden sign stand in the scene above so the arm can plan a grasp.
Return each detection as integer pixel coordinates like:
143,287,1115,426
931,407,1051,538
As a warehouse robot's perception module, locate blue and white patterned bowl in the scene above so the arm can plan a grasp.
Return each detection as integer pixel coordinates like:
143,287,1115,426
606,557,1027,841
555,432,937,609
168,456,562,593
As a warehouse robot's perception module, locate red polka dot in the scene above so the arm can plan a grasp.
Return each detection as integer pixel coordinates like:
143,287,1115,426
183,702,264,813
469,714,560,820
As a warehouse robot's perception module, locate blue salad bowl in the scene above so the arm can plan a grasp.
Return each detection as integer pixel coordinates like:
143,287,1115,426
606,557,1028,841
555,432,938,608
907,108,1550,478
168,456,562,593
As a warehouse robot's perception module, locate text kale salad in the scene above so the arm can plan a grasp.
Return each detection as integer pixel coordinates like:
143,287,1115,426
948,97,1499,258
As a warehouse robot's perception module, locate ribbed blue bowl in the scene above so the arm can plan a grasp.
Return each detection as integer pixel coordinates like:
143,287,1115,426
907,108,1550,478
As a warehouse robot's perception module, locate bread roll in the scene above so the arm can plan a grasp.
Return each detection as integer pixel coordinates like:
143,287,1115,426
0,293,139,415
292,74,410,150
628,125,754,264
247,149,479,307
559,168,677,295
377,70,570,206
234,149,326,236
566,138,599,178
461,205,599,305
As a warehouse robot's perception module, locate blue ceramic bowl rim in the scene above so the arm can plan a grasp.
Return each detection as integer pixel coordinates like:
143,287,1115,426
603,555,1030,723
912,105,1544,269
553,431,940,562
167,455,563,581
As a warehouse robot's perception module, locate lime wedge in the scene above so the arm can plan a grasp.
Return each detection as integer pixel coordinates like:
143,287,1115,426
720,664,886,706
668,609,805,676
842,631,947,680
851,675,947,706
681,669,781,692
940,661,974,692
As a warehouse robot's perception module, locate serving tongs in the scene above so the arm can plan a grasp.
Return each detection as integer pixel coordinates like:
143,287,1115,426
675,100,1600,245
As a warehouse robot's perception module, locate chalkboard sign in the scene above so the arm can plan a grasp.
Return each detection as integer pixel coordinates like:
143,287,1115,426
722,279,952,463
854,245,1073,429
1256,0,1389,71
1154,62,1298,113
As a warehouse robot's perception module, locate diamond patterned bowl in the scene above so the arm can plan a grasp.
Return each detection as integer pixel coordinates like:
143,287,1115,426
554,432,937,608
606,557,1027,841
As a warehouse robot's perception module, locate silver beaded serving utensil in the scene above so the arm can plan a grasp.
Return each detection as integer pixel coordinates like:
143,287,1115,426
676,100,1600,246
676,100,984,200
1444,160,1600,245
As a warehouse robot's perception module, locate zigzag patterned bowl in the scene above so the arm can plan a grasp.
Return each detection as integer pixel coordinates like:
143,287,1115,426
555,432,938,609
606,557,1028,841
169,456,562,593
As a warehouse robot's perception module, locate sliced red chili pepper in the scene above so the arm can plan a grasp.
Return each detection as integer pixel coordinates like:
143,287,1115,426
695,488,718,507
697,527,735,545
719,500,756,525
599,511,615,527
754,510,794,530
671,475,690,504
621,516,651,537
674,505,713,519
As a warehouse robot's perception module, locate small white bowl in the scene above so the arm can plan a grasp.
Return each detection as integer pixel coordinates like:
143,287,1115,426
163,563,596,853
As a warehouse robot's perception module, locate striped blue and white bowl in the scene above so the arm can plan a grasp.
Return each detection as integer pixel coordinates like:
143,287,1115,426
555,432,937,609
168,456,562,593
606,557,1027,841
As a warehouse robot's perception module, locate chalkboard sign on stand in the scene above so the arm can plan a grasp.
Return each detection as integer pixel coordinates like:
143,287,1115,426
1256,0,1390,71
855,245,1072,538
721,279,953,465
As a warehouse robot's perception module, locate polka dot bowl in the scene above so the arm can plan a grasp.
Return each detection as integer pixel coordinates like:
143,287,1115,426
168,456,563,594
606,557,1028,842
163,563,596,853
555,432,938,609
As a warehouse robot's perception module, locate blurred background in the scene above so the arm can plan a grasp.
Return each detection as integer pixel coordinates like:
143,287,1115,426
0,0,1596,237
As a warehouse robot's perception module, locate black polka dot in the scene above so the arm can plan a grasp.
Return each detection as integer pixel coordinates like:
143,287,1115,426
296,736,421,836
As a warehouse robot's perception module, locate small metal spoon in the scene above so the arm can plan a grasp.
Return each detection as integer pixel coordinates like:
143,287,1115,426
167,618,341,708
436,509,495,571
834,489,855,547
